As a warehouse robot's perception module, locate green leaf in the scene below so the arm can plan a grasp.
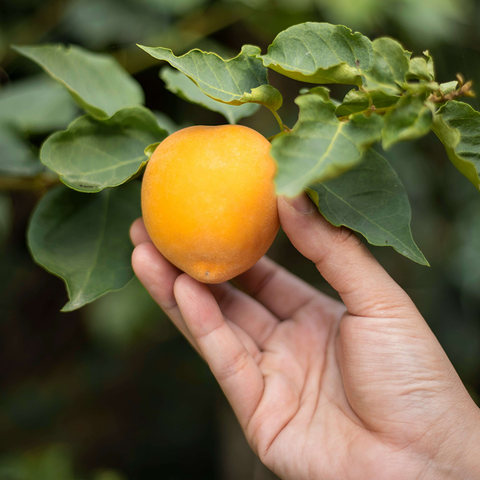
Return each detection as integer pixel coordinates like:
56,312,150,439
362,38,410,95
432,101,480,191
301,86,333,102
336,88,400,117
12,44,144,119
439,80,458,96
0,127,43,177
139,44,282,110
271,92,383,196
28,181,142,312
407,51,435,81
85,276,166,350
382,94,434,149
257,23,410,95
160,66,259,124
257,22,373,85
40,107,167,192
408,57,431,81
0,75,77,133
307,149,428,265
404,82,438,95
153,111,181,134
144,142,160,158
424,51,435,79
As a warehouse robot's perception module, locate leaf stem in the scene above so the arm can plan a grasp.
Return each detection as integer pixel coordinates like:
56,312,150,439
270,108,286,133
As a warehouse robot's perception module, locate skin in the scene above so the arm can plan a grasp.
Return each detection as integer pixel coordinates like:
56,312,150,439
130,194,480,480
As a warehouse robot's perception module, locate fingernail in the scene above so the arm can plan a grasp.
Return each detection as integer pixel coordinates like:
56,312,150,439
285,194,315,214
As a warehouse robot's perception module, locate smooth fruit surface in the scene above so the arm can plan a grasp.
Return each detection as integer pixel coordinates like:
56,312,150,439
141,124,279,283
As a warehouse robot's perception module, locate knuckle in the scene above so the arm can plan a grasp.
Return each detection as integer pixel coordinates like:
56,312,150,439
332,226,361,248
215,348,250,383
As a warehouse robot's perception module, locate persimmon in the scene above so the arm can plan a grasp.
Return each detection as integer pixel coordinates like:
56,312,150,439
141,124,279,283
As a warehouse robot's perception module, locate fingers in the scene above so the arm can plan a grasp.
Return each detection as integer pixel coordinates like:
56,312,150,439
278,195,418,319
174,274,264,426
209,282,279,347
131,218,280,348
130,217,150,246
234,257,322,320
131,241,201,354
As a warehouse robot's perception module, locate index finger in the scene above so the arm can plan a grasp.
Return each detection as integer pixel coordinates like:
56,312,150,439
278,195,419,319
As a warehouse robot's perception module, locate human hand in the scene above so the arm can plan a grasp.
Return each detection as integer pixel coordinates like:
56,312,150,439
130,194,480,480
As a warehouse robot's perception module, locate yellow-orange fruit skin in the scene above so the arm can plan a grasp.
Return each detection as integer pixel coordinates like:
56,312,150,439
141,125,279,283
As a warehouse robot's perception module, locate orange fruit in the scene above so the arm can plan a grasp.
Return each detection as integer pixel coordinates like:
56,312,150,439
141,124,279,283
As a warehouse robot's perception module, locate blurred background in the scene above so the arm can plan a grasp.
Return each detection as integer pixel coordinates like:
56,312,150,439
1,0,480,478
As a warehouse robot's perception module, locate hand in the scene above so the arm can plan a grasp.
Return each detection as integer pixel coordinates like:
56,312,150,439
130,194,480,480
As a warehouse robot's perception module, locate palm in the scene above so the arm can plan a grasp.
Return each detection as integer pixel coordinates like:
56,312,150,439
240,291,359,480
210,274,470,480
130,196,479,480
209,277,395,480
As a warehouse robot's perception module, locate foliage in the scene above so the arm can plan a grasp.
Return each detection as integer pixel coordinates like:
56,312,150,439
2,1,480,478
28,182,142,311
0,20,476,309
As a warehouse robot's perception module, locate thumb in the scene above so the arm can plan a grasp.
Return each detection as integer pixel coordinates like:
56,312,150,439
278,194,418,319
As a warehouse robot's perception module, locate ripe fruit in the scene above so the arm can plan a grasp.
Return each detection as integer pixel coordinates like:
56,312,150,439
141,125,279,283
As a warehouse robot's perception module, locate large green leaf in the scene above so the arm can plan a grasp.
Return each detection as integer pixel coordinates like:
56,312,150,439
138,44,282,110
382,94,434,149
271,92,383,196
12,44,144,119
40,107,167,192
0,127,43,177
256,23,410,95
257,22,373,85
0,75,77,133
28,182,142,312
160,67,260,124
336,88,400,117
362,38,410,95
308,149,428,265
432,101,480,191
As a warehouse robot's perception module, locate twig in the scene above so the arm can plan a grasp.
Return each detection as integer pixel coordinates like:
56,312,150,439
428,73,475,104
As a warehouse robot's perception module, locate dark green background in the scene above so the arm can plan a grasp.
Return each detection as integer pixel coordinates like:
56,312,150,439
1,0,480,478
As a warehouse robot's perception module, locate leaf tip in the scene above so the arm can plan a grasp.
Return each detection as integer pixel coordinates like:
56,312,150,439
60,303,76,313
